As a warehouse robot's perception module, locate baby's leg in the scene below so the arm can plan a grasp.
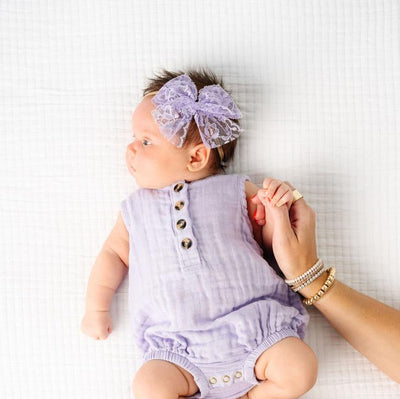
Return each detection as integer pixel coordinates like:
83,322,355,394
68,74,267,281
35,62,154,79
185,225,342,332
132,360,199,399
245,337,318,399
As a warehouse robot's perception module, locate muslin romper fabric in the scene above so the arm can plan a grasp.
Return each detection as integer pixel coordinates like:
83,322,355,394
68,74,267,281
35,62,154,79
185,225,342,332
120,173,309,399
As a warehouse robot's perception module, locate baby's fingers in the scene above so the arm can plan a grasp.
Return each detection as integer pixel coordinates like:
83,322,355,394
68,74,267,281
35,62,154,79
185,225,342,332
250,194,266,225
263,178,282,201
91,323,112,340
80,312,113,340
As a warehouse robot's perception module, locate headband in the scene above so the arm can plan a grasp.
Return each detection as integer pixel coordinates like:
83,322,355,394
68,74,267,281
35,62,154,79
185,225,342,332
145,75,243,154
145,91,226,164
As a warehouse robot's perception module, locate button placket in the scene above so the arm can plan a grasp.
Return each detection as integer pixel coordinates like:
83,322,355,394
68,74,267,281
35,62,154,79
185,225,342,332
172,181,191,248
170,181,201,270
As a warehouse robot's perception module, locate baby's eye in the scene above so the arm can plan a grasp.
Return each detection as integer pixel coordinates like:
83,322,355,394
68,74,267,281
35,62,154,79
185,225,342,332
142,139,152,146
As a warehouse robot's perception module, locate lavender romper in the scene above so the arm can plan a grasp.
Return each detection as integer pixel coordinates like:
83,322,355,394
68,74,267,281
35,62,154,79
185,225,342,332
121,174,309,399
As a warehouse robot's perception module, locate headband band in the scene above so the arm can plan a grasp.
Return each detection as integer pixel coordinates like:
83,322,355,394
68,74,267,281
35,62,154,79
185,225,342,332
143,91,159,97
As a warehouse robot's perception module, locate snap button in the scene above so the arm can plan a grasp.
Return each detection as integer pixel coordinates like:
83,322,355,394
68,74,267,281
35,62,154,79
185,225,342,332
174,200,184,211
222,375,231,383
209,376,217,385
181,238,192,249
176,219,187,230
234,371,242,379
173,182,184,192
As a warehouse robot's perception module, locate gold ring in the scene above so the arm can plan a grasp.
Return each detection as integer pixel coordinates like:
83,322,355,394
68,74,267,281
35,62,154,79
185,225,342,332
292,189,303,203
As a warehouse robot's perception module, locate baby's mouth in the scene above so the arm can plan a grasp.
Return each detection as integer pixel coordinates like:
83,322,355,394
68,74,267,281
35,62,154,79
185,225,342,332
127,161,136,172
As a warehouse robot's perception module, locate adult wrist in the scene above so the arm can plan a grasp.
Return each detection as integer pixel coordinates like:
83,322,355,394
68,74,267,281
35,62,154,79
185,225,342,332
296,273,328,298
284,259,337,304
282,256,319,282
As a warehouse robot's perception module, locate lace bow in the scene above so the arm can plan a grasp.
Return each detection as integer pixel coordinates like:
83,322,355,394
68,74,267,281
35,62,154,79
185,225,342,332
151,74,243,148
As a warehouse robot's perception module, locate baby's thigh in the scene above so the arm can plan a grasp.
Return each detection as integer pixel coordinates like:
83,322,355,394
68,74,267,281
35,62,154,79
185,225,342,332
132,360,199,399
254,337,318,387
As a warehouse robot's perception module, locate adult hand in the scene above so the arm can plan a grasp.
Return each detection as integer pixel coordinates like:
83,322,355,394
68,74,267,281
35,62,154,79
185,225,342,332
252,182,318,280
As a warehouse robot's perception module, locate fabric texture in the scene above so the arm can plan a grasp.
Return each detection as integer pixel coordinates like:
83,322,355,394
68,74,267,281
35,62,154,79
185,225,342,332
120,173,308,398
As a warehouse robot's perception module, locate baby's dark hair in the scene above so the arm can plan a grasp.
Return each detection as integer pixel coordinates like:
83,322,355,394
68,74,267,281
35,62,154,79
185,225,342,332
143,68,239,173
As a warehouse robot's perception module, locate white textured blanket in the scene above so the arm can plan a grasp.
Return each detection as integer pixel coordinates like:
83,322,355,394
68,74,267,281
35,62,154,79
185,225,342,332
1,1,399,398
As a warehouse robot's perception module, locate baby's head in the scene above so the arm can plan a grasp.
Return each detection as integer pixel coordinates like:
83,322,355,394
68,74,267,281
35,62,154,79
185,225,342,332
126,68,242,189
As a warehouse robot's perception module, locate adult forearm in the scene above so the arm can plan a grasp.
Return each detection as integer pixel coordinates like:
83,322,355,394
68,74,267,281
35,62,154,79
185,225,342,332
85,247,128,312
302,279,400,383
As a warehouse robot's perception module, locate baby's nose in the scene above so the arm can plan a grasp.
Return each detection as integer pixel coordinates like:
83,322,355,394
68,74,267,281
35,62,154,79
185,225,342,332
127,141,136,153
126,144,135,162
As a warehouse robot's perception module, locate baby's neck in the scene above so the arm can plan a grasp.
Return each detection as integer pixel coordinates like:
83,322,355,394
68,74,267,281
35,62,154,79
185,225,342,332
183,168,221,184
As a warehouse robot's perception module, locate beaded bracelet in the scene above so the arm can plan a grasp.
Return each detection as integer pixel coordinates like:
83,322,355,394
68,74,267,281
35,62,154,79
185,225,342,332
292,266,326,292
285,259,324,287
302,267,336,306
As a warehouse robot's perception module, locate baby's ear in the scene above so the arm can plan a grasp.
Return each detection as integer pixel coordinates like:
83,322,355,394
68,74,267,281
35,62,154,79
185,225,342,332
186,143,211,172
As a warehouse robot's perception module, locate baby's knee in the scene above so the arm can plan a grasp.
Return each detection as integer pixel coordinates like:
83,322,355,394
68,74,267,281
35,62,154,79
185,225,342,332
132,377,170,399
132,368,167,399
284,346,318,396
132,374,151,399
258,337,318,397
132,360,198,399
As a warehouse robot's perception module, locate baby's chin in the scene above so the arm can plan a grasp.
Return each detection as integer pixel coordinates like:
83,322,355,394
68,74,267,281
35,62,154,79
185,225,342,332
133,177,165,190
136,177,187,190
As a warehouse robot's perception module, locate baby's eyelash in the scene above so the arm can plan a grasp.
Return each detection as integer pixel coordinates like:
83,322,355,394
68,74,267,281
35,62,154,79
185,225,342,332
131,134,151,146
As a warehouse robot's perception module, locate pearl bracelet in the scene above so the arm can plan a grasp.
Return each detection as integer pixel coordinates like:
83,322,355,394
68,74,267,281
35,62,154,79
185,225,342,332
292,266,326,292
285,259,324,287
302,267,336,306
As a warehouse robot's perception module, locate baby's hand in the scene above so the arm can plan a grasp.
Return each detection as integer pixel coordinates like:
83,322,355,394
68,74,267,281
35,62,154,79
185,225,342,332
258,178,293,208
251,178,293,226
80,310,113,340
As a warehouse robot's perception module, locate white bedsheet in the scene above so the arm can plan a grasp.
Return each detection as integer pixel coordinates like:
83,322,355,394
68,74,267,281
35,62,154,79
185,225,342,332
1,1,399,398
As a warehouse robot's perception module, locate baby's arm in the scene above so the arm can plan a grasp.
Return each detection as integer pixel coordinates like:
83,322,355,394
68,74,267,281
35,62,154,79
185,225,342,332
81,211,129,340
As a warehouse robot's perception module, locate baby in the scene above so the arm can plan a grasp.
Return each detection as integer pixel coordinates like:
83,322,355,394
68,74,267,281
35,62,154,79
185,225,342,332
81,70,318,399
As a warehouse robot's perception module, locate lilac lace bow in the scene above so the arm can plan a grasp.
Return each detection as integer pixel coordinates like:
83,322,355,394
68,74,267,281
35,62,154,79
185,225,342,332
151,74,243,148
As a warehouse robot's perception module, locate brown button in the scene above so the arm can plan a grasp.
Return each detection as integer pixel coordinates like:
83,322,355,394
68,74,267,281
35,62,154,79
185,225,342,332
174,183,184,192
181,238,192,249
176,219,187,230
174,200,184,210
